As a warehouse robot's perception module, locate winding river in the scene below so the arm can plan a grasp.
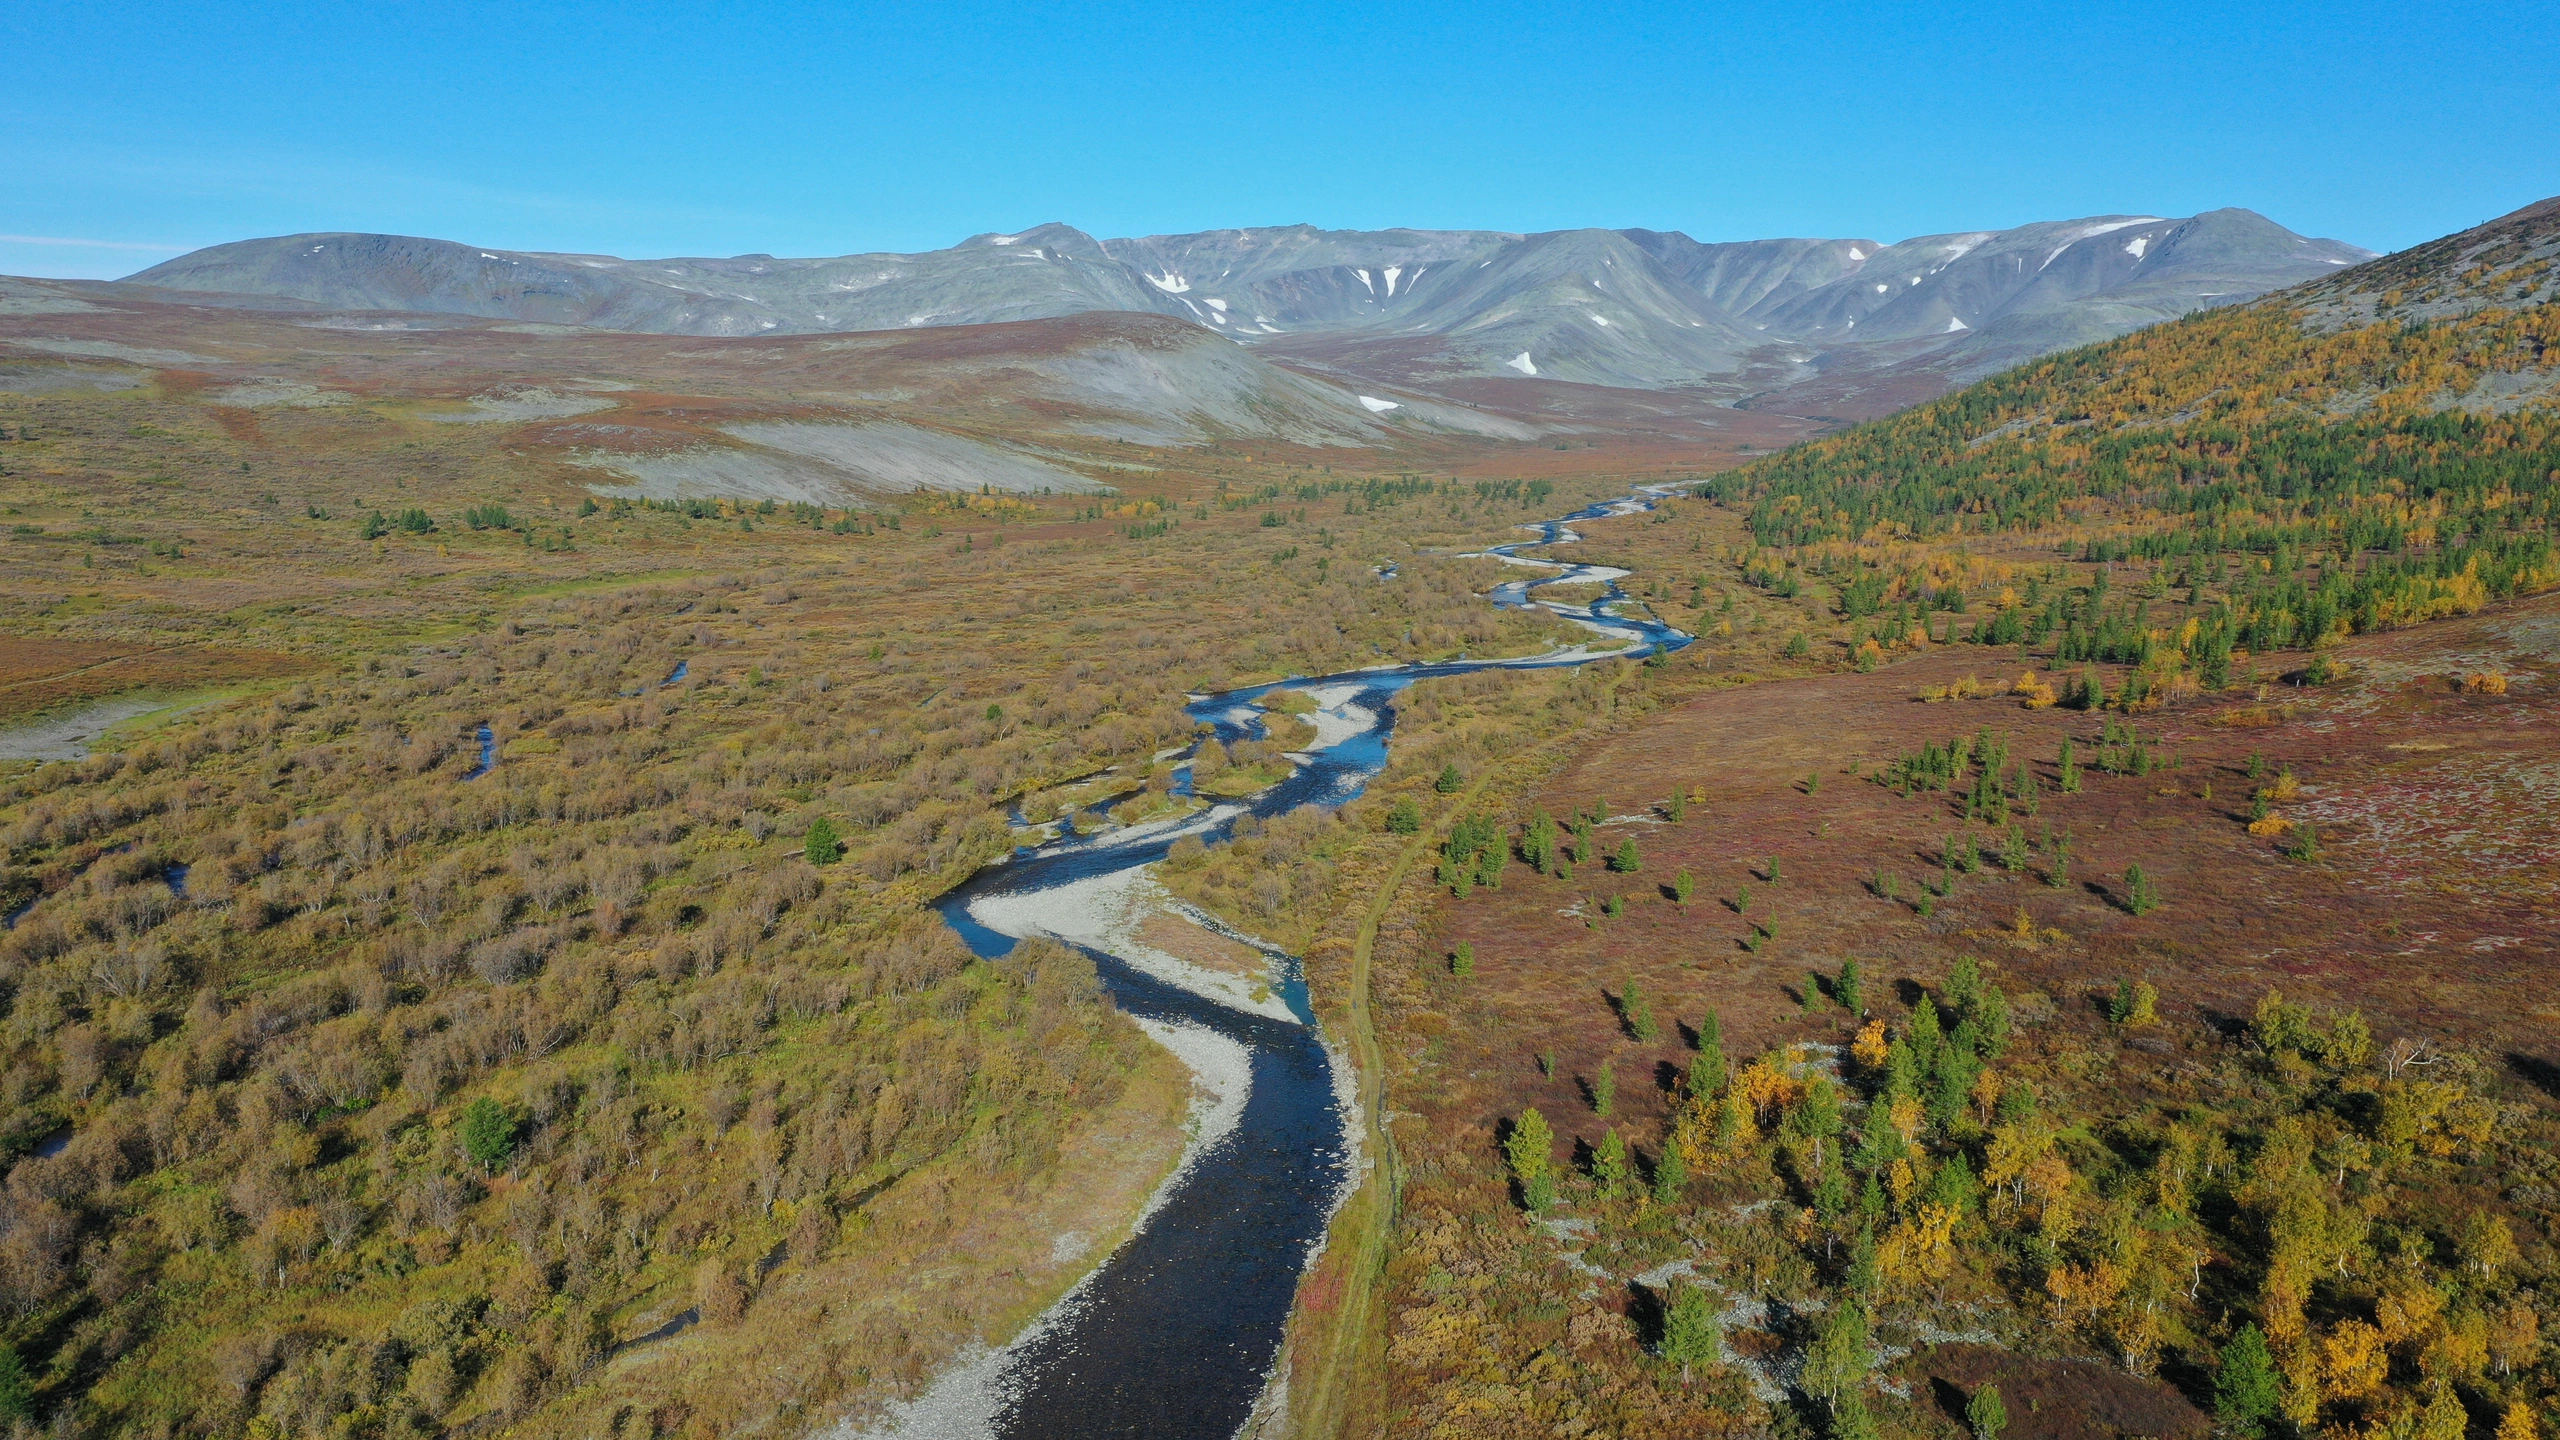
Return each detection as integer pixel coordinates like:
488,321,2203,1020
878,483,1693,1438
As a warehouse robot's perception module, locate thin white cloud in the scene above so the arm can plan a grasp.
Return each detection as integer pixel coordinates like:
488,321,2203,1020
0,235,190,251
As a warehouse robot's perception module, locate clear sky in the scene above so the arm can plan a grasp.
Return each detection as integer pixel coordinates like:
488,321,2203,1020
3,0,2553,280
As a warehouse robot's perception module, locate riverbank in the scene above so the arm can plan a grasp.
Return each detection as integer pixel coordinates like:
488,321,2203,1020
574,1030,1198,1440
839,480,1702,1437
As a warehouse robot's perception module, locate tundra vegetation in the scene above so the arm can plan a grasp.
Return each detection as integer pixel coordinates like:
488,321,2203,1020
0,356,1716,1437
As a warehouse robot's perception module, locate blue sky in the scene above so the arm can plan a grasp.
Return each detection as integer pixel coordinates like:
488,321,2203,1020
3,0,2552,279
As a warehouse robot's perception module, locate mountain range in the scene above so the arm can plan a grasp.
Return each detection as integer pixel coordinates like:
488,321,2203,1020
122,210,2372,409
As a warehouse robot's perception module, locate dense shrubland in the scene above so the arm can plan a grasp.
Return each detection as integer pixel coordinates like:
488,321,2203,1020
0,573,1217,1436
0,411,1620,1435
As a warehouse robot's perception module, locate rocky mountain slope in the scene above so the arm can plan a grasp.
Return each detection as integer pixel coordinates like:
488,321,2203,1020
121,210,2373,401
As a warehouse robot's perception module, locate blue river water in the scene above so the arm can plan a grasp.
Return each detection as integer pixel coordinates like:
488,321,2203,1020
919,483,1691,1438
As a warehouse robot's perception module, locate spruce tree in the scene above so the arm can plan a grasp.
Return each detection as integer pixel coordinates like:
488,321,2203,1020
1802,1302,1873,1410
1815,1165,1849,1226
1796,1076,1844,1141
1908,994,1945,1061
1623,981,1659,1042
1945,954,1981,1016
1660,1282,1720,1372
1652,1137,1690,1204
1506,1108,1555,1211
2123,864,2160,915
1856,1099,1906,1169
1846,1224,1878,1296
1967,1384,2008,1440
0,1344,28,1424
804,817,843,865
1593,1129,1629,1199
460,1096,517,1173
2214,1325,2281,1438
1693,1010,1727,1095
1523,809,1556,869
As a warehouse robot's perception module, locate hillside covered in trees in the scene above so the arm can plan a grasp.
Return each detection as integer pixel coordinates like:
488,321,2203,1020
1712,196,2560,676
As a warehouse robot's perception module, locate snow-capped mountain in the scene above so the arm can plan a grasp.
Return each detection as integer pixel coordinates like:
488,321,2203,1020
119,209,2373,401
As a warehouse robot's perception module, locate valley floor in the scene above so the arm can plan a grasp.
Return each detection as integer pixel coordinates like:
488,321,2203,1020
1345,592,2560,1439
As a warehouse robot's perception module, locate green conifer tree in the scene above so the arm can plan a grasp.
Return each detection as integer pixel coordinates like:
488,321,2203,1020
1693,1010,1727,1095
1847,1223,1879,1295
1908,995,1945,1060
1593,1129,1629,1199
1967,1384,2009,1440
1652,1137,1690,1204
1506,1107,1555,1211
1796,1076,1844,1142
1624,981,1659,1042
2214,1325,2282,1439
1660,1282,1721,1374
0,1344,29,1424
1386,796,1422,834
2123,863,2160,915
1523,809,1556,869
460,1096,517,1173
1803,1302,1874,1411
1857,1095,1906,1170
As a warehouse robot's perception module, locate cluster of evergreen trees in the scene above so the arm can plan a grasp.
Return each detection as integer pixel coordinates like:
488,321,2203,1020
1499,954,2546,1440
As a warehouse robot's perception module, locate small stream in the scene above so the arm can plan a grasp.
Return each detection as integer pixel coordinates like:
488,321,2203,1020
462,725,496,781
880,483,1693,1439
